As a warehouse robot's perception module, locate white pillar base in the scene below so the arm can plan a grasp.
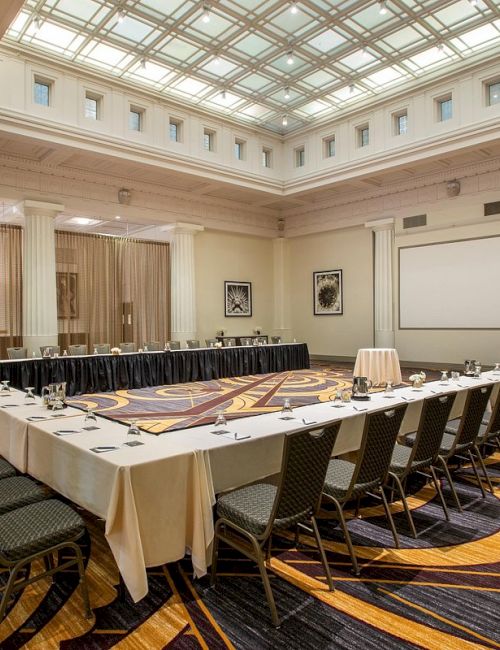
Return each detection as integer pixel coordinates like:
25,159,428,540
375,330,395,348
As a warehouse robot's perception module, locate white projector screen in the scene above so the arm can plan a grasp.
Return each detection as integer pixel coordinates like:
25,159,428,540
399,236,500,329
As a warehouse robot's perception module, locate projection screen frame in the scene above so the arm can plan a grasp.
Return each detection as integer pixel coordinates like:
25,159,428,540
398,234,500,330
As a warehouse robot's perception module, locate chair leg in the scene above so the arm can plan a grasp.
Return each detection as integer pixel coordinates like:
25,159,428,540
329,497,360,576
294,524,300,548
0,562,23,622
467,450,487,498
389,472,417,539
430,465,450,521
473,444,495,495
311,516,334,591
437,455,462,511
72,543,92,619
251,537,280,628
210,522,221,587
378,487,400,549
266,534,272,561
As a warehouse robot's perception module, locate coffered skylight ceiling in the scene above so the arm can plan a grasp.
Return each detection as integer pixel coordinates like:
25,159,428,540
4,0,500,133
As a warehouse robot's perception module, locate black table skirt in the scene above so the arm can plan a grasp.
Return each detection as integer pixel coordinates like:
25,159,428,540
0,344,310,396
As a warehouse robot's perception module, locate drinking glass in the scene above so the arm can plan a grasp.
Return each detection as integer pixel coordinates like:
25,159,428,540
342,388,352,403
280,398,294,419
213,410,228,431
474,364,482,377
451,371,460,382
24,387,35,400
144,345,149,352
440,371,449,385
63,349,68,356
493,363,500,375
127,419,141,438
384,380,394,397
331,390,343,407
0,380,11,393
85,408,97,424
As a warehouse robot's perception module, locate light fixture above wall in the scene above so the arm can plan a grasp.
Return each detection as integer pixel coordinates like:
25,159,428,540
446,180,461,197
118,188,131,205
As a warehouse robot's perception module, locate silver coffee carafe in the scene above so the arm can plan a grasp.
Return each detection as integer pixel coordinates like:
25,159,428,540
352,376,372,400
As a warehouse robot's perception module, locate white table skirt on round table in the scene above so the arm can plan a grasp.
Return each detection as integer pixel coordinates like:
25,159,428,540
353,348,403,386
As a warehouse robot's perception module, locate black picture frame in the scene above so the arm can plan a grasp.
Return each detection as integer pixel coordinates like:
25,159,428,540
313,269,343,315
225,281,252,317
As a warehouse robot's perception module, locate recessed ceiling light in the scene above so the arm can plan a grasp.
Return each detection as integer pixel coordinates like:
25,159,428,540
282,115,288,126
202,4,211,23
378,1,388,15
286,50,294,65
115,215,121,220
74,217,92,225
290,2,298,14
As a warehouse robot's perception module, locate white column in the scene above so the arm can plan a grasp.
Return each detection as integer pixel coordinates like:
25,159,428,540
164,222,204,342
366,218,395,348
273,237,292,341
22,200,63,355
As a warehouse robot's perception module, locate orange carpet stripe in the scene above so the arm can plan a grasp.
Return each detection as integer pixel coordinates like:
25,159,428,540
378,587,500,648
178,566,237,650
270,558,493,650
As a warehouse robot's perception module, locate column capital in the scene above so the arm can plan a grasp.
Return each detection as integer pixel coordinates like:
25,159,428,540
365,217,394,232
23,200,64,219
162,222,204,237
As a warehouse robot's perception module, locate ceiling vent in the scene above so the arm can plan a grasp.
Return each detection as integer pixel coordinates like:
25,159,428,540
403,214,427,229
484,201,500,217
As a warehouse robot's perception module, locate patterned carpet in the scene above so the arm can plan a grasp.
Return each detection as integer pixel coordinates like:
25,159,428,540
0,453,498,649
66,362,441,433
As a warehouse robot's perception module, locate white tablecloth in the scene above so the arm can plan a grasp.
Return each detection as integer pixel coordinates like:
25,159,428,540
1,374,498,602
354,348,403,386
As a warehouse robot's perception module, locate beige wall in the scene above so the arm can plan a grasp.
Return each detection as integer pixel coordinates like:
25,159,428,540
195,230,274,344
288,226,374,357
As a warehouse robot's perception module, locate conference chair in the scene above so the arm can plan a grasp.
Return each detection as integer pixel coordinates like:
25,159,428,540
40,346,60,357
211,423,341,627
205,338,217,347
439,384,495,501
186,340,200,349
387,393,456,538
68,344,88,356
93,343,111,354
0,499,92,622
271,336,282,344
143,341,161,351
119,342,136,353
222,337,236,347
0,476,47,516
166,340,181,350
321,404,408,576
6,347,27,360
0,458,16,480
240,337,252,346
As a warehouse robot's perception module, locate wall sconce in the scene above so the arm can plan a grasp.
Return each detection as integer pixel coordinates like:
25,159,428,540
118,188,131,205
446,180,460,197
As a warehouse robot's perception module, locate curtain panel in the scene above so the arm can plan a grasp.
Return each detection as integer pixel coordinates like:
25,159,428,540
0,225,23,358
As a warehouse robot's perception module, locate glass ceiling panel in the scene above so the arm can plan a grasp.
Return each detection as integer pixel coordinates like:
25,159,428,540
4,0,500,134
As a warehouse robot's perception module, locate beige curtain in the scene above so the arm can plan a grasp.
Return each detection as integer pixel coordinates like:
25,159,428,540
55,231,170,350
0,225,23,358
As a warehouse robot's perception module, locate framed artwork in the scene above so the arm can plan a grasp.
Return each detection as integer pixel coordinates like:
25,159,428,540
56,272,78,319
313,269,343,315
225,281,252,317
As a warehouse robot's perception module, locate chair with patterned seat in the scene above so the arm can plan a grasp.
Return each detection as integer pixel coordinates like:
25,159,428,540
211,423,341,627
434,384,494,504
0,458,16,481
186,339,200,349
93,343,111,355
271,336,282,344
40,346,60,357
0,498,92,621
6,347,27,360
222,338,236,347
143,341,161,352
240,337,252,346
205,338,217,347
119,342,136,353
68,344,88,356
166,340,181,351
0,476,47,515
387,392,457,538
321,403,408,576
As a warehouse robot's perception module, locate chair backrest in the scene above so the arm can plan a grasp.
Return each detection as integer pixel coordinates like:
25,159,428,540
167,340,180,350
223,338,236,347
205,338,217,347
7,347,27,360
186,339,200,349
271,336,282,344
68,344,88,356
350,404,408,493
454,384,493,450
267,423,341,536
484,388,500,437
240,337,252,346
40,346,60,357
119,342,136,353
143,341,161,351
93,343,110,354
410,392,457,465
